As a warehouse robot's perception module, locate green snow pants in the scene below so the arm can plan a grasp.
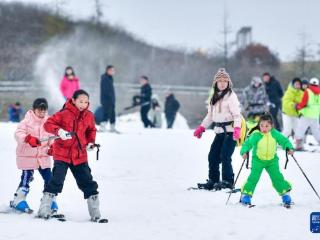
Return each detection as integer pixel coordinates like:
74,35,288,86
242,157,291,196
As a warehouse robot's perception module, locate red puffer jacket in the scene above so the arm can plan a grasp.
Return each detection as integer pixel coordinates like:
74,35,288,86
44,99,96,165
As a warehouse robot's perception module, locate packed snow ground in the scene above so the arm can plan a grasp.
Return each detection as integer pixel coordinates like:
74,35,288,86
0,112,319,240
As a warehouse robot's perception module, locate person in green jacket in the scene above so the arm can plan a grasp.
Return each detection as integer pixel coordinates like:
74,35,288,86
239,113,294,206
282,78,303,137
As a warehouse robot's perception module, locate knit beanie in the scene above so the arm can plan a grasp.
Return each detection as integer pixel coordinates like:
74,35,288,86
212,68,233,87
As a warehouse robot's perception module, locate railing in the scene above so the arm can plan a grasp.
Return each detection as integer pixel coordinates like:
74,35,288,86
0,81,242,95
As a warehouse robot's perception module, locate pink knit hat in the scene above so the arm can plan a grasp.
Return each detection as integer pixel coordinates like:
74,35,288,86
212,68,233,87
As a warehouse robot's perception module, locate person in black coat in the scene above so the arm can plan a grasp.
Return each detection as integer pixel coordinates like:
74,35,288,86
164,91,180,128
100,65,117,132
139,76,154,128
262,72,283,131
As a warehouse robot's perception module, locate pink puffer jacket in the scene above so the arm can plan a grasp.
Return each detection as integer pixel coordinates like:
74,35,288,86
60,76,80,99
201,91,242,134
15,110,53,170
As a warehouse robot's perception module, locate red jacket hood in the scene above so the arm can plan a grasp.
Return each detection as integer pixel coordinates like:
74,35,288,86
309,85,320,95
24,109,48,124
63,76,79,82
63,99,90,118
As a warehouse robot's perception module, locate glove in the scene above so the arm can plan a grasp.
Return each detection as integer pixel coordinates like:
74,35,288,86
294,104,299,111
193,126,205,139
57,129,72,140
25,134,41,148
267,102,276,108
86,143,95,151
233,127,241,141
47,146,53,156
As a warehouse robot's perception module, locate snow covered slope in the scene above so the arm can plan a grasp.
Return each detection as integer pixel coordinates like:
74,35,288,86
0,113,319,240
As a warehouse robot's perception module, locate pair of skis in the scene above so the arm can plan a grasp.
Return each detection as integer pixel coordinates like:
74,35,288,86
187,186,241,194
188,186,293,209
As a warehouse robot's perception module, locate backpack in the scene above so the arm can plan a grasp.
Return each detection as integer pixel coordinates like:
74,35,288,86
236,116,248,146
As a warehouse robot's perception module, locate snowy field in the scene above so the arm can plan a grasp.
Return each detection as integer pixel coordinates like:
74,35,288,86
0,112,319,240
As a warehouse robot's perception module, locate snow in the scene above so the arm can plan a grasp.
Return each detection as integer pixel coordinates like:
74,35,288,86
0,112,319,240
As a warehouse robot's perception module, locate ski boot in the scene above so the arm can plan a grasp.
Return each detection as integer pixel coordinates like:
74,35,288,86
219,180,233,190
281,192,292,208
51,195,58,213
87,194,108,223
197,179,217,190
240,194,252,206
38,192,55,219
10,187,33,213
98,122,107,132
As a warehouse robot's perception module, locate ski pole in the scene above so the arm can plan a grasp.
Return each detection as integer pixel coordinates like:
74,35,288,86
39,132,75,142
284,149,289,169
94,144,100,161
290,154,320,201
88,143,101,161
226,156,247,205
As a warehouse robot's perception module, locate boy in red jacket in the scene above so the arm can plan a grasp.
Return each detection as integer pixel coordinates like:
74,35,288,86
37,89,107,223
294,78,320,150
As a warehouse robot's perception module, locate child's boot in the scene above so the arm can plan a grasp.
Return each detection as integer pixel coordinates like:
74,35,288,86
51,195,58,213
38,192,55,219
197,179,216,190
240,194,252,205
10,187,33,213
281,192,292,205
87,194,108,223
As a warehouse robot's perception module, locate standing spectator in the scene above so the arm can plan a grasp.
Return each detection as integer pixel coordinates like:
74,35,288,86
294,78,320,150
149,96,162,128
281,78,303,138
100,65,117,132
139,76,154,128
242,76,269,119
8,102,23,122
301,79,309,90
262,72,283,131
59,66,80,100
164,90,180,129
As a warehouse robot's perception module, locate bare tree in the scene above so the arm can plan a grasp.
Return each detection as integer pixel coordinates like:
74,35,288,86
93,0,104,25
218,5,233,69
222,8,230,68
51,0,66,16
295,31,313,76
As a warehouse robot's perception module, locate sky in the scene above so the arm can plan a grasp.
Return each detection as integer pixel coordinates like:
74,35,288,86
3,0,320,61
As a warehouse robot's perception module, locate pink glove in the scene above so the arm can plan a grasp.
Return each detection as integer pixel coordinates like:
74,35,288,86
233,127,241,141
194,126,205,139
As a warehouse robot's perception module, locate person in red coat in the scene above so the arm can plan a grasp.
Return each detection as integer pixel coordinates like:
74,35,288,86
37,89,107,223
59,66,80,100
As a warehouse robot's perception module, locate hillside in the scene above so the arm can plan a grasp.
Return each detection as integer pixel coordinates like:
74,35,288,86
0,2,220,87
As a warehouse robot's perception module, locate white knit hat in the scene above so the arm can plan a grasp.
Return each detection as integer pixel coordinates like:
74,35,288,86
251,76,262,85
212,68,233,87
309,77,319,86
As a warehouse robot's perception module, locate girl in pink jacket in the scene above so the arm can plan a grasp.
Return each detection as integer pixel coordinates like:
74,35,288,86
59,66,80,99
194,68,242,191
10,98,58,213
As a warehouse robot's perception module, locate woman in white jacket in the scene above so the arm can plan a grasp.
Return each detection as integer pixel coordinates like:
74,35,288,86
194,68,242,190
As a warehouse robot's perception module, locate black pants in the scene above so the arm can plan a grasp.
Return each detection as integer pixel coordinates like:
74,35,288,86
102,104,116,124
166,114,176,129
45,161,98,199
270,103,281,131
140,105,153,128
208,132,236,184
